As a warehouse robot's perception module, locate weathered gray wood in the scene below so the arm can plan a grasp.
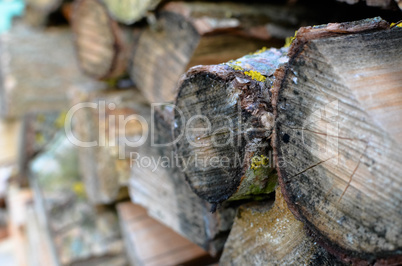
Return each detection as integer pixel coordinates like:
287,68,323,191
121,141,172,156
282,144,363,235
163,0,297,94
72,88,149,204
272,18,402,264
173,47,288,208
0,23,98,119
129,106,236,255
29,132,128,266
220,187,344,265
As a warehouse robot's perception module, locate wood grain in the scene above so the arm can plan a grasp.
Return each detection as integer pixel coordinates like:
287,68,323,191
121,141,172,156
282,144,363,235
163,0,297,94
272,18,402,264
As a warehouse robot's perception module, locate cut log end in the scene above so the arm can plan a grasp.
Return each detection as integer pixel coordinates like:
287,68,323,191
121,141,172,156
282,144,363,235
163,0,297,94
273,18,402,264
174,48,288,206
72,0,128,80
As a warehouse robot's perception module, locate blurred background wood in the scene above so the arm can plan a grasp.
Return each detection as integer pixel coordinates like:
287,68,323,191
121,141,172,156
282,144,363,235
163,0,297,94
117,201,217,266
72,88,148,204
0,23,96,119
129,106,236,255
72,0,139,80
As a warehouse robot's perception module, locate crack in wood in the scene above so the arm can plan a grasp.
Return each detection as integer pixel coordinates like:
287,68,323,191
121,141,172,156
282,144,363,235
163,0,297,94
338,141,370,203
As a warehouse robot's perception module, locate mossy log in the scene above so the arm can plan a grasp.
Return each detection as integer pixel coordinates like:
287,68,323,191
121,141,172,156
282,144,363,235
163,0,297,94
72,88,149,204
129,1,317,103
173,47,288,208
102,0,162,25
129,106,236,255
117,202,217,266
72,0,139,80
272,18,402,264
220,187,343,265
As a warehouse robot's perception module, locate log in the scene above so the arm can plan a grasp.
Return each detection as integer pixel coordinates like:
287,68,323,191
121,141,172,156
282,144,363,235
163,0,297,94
102,0,162,25
130,1,315,103
173,47,288,208
272,17,402,264
220,187,343,265
72,0,138,80
71,88,149,204
129,106,236,255
117,202,217,266
0,23,98,119
29,132,128,265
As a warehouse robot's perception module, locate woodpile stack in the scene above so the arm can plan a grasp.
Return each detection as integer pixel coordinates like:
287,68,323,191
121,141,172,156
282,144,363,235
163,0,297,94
2,0,402,265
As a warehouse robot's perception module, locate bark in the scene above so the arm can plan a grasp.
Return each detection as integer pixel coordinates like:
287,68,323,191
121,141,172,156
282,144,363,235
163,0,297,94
173,47,288,208
220,187,344,265
72,0,139,80
129,106,236,256
117,202,217,266
130,1,314,103
272,17,402,264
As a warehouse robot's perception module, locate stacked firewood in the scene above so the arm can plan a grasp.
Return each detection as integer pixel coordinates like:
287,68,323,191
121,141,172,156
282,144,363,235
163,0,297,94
3,0,401,265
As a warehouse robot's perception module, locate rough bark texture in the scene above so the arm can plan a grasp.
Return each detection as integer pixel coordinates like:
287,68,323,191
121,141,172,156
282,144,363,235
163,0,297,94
72,88,148,204
29,133,128,266
102,0,162,25
130,1,317,103
0,23,95,119
129,106,236,256
72,0,137,80
117,202,217,266
272,18,402,264
220,187,344,265
173,47,288,208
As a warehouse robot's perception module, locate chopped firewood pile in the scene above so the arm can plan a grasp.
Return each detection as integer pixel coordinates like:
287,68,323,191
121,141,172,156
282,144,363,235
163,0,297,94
0,0,401,265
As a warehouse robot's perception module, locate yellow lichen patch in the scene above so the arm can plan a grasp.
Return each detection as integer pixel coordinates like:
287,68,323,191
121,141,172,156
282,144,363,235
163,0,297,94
35,132,45,144
230,64,243,71
72,181,86,198
54,111,67,129
252,47,267,55
226,60,243,71
390,22,402,28
284,30,298,48
244,70,266,82
36,114,45,123
251,155,269,170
